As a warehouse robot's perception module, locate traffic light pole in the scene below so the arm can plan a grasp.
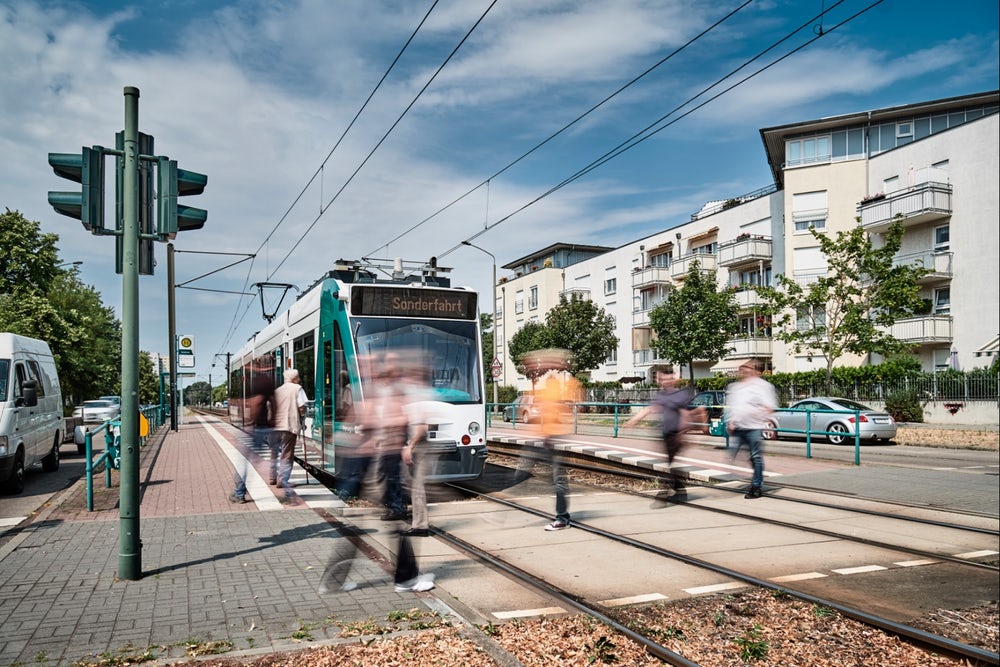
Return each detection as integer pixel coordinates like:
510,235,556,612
119,86,142,580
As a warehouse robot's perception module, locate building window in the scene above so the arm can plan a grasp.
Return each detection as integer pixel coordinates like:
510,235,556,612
514,290,524,315
693,242,716,255
933,287,950,315
649,253,671,268
606,348,618,364
934,225,950,251
785,134,831,166
604,277,616,295
796,305,826,331
792,190,828,234
528,286,538,310
794,218,826,232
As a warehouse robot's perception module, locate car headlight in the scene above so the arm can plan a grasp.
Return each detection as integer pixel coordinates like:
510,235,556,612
0,435,7,455
468,421,481,435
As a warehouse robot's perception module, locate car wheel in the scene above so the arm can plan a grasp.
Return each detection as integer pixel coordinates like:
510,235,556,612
42,433,60,472
3,448,26,495
827,422,849,445
761,421,778,441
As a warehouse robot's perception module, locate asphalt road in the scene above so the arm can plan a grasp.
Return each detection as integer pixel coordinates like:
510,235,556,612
0,441,93,530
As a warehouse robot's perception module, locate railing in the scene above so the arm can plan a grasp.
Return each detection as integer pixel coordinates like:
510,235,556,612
718,236,773,267
734,287,766,310
82,406,164,511
725,336,773,358
671,253,717,278
886,315,952,343
858,181,952,231
631,266,673,289
892,249,953,281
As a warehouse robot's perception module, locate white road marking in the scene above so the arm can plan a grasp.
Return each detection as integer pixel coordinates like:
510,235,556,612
832,565,887,575
770,572,827,582
895,559,939,567
954,550,999,559
684,582,746,595
600,593,668,606
492,606,566,619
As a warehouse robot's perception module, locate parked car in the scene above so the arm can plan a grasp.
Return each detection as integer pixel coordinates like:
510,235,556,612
502,394,541,423
73,400,121,424
98,395,121,407
687,390,726,432
771,397,896,444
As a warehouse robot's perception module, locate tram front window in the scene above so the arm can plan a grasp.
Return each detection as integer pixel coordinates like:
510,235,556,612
354,319,482,403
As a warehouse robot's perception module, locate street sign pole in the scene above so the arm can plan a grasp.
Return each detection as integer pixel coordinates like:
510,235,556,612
119,86,142,580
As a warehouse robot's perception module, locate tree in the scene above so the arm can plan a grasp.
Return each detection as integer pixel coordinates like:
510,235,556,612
648,259,739,382
138,352,159,405
479,312,494,387
758,219,927,393
0,209,122,406
507,321,550,377
543,294,618,375
184,381,212,406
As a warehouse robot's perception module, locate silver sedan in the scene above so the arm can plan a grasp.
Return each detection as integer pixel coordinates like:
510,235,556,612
72,400,121,424
771,397,897,444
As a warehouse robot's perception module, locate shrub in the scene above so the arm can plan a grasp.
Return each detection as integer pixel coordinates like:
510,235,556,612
885,388,924,423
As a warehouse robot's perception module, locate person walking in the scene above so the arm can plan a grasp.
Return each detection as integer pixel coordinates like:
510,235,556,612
725,358,778,499
623,369,700,506
273,368,305,503
230,361,275,503
524,349,583,531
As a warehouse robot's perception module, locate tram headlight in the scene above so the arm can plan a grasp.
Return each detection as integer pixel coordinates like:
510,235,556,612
468,421,481,435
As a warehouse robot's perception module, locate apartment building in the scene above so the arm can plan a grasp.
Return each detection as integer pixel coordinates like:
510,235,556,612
495,91,999,389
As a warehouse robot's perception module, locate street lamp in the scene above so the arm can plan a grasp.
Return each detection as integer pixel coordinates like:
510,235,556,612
462,241,499,411
56,261,83,269
212,353,231,405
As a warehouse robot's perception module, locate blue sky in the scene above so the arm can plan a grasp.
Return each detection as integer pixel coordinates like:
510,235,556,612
1,0,997,387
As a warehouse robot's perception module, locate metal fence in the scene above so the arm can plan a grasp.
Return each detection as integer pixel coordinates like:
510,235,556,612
585,374,1000,406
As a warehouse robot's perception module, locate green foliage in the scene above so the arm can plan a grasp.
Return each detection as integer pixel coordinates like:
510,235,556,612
497,384,519,406
584,635,618,664
884,388,924,422
733,624,769,662
479,312,494,389
0,209,122,406
543,294,618,374
138,352,159,405
507,295,618,376
184,381,212,406
649,259,739,381
758,219,928,393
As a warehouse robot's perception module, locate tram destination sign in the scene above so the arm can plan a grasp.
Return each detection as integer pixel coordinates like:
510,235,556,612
351,286,477,320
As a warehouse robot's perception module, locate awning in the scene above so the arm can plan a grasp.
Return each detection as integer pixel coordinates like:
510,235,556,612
685,226,719,243
974,335,999,358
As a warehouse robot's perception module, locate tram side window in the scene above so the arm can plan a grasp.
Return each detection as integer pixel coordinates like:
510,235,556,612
293,331,314,401
333,327,353,421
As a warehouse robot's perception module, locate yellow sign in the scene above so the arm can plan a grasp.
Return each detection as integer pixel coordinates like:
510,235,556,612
178,335,195,352
139,413,149,438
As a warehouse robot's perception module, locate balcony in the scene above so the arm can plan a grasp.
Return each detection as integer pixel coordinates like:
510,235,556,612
671,253,717,279
792,268,827,286
631,266,672,289
725,336,773,358
858,181,952,233
734,287,767,311
886,315,953,344
717,235,772,268
633,348,655,367
559,287,590,301
892,250,953,283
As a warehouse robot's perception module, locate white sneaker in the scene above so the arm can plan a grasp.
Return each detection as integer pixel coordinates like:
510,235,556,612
544,520,570,531
395,573,435,592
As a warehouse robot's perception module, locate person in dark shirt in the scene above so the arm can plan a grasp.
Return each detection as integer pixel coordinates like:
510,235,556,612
624,369,700,507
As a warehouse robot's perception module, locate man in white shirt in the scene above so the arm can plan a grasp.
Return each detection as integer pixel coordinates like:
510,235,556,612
274,368,306,502
725,358,778,499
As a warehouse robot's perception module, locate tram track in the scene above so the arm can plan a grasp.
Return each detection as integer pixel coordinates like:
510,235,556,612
441,477,999,666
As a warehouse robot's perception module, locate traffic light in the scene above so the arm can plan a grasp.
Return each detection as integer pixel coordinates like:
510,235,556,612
156,157,207,239
47,147,105,233
115,132,156,274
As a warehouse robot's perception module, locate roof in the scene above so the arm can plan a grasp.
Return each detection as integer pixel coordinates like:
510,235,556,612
501,242,613,270
759,90,1000,188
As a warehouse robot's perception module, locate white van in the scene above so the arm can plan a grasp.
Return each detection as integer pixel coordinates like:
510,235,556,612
0,333,64,494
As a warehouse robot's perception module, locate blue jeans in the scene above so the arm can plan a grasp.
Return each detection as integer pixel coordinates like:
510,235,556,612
538,440,569,524
731,428,764,489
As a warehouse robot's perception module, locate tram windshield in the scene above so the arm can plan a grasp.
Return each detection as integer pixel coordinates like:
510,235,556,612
353,318,482,404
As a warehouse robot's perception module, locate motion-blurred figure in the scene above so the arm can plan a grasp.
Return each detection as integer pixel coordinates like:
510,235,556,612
726,358,777,499
230,358,275,503
624,369,701,506
273,368,306,503
522,348,583,531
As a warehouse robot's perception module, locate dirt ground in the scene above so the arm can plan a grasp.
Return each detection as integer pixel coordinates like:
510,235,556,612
893,425,998,450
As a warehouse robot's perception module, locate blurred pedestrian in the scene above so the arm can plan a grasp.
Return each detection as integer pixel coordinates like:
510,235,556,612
524,349,583,531
355,354,409,521
400,356,433,537
230,360,275,503
725,358,777,499
274,368,306,503
624,368,700,506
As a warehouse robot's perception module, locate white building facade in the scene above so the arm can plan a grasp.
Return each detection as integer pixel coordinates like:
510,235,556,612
494,91,999,389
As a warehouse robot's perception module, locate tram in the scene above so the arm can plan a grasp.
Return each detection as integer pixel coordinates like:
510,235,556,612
227,258,488,486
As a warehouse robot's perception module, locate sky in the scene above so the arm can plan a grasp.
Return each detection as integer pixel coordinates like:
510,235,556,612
1,0,997,389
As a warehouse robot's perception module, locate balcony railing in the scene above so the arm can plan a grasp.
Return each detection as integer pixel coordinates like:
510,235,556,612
559,287,590,301
734,287,767,311
671,253,717,279
718,236,772,268
892,250,953,283
792,268,827,285
631,266,672,289
633,349,656,367
725,336,773,358
858,181,952,232
885,315,953,343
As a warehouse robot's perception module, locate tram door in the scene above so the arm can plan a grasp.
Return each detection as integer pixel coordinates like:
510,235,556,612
320,325,356,475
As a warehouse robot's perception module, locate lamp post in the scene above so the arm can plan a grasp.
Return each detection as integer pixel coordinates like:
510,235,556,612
56,261,83,269
462,241,498,411
212,353,231,406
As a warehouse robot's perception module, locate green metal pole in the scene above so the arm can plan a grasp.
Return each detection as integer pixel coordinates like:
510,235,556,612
119,85,142,580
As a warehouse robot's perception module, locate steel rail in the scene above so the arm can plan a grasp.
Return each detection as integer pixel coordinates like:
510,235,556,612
448,483,1000,666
